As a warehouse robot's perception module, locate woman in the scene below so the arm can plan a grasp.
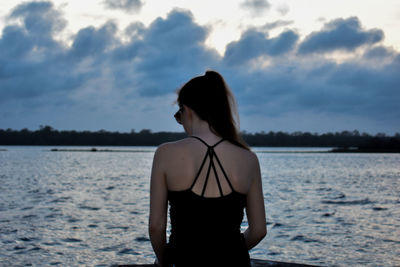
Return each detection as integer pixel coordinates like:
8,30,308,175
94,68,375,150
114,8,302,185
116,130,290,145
149,70,266,267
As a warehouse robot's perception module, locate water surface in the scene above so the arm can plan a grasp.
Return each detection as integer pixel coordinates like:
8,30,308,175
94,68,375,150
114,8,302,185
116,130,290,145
0,146,399,266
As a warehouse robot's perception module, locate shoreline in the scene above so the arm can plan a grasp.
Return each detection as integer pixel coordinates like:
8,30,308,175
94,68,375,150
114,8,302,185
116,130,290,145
1,146,399,153
330,147,400,153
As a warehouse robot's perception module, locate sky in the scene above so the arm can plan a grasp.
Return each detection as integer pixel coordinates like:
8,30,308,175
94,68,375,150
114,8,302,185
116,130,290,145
0,0,399,134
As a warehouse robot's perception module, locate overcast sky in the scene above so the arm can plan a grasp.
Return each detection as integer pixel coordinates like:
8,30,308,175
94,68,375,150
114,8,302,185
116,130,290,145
0,0,399,134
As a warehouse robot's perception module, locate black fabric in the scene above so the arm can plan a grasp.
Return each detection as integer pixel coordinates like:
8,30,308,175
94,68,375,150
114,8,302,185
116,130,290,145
166,136,250,267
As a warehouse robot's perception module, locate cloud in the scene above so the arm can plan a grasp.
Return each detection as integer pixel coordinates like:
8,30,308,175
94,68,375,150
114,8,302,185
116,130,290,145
219,20,399,126
0,1,78,101
6,1,66,51
224,56,400,129
298,17,384,54
240,0,271,16
111,9,220,96
124,21,146,37
103,0,143,13
276,3,290,16
70,21,118,59
0,1,399,134
363,45,397,60
0,25,33,59
261,20,294,31
224,29,299,64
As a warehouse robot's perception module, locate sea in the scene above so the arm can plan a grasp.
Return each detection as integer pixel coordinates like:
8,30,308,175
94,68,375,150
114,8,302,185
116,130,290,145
0,146,399,267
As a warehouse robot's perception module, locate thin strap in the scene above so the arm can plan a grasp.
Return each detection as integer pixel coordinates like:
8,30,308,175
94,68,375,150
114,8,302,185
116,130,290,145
213,151,235,192
190,136,225,148
201,148,213,196
189,148,209,190
189,136,231,197
210,152,224,196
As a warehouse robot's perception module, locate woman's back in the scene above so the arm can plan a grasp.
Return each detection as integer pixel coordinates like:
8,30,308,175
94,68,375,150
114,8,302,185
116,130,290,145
164,136,257,197
161,136,258,266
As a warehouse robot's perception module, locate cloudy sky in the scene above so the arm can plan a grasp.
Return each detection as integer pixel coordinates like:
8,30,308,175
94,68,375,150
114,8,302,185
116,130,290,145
0,0,399,134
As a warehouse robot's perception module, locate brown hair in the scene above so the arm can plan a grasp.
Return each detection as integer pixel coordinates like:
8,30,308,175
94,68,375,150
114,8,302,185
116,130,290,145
177,70,249,150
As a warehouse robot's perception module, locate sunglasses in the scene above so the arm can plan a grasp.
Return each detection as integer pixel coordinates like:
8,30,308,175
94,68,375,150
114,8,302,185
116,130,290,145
174,106,184,124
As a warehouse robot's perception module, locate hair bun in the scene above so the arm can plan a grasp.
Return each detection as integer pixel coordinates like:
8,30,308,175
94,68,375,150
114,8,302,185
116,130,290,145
205,70,223,82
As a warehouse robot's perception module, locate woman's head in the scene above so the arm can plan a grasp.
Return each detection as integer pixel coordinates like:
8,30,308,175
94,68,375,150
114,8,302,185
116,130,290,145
177,70,249,150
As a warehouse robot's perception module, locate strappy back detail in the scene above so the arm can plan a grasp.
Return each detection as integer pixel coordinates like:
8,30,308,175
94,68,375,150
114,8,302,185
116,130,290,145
166,136,250,266
189,136,235,197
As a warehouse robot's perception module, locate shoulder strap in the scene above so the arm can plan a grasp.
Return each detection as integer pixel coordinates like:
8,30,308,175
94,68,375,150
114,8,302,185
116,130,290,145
190,136,225,148
189,136,234,197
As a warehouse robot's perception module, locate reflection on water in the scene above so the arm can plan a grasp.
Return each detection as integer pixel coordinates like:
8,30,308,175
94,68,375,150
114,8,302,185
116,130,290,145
0,146,399,266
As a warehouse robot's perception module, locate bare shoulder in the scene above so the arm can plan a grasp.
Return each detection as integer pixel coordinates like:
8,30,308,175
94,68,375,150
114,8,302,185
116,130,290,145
219,143,261,193
240,148,260,175
153,138,195,189
246,149,260,167
228,143,259,165
154,138,192,158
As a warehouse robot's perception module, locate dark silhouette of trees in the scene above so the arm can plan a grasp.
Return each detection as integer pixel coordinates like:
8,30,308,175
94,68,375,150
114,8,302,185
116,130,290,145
0,126,186,146
0,126,399,151
241,130,382,148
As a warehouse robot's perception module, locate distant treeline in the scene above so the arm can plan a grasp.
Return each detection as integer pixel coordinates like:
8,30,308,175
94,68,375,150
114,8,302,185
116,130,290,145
1,126,400,150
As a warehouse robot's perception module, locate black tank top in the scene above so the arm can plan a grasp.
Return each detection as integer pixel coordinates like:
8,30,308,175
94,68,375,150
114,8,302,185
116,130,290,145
166,136,250,267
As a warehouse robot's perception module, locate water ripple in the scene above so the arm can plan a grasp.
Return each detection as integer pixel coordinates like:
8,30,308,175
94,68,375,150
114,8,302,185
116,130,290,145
78,205,101,211
118,248,138,255
61,238,82,243
290,235,323,243
135,237,150,242
321,198,373,205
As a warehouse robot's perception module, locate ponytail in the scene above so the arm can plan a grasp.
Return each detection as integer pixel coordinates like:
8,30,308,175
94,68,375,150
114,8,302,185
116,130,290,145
177,70,249,150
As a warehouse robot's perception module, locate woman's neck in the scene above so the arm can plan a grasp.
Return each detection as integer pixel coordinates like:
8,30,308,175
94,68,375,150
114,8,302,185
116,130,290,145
184,107,220,141
189,120,220,142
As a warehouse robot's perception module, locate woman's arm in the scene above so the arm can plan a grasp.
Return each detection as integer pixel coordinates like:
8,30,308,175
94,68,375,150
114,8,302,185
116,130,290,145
149,145,169,266
244,153,267,250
